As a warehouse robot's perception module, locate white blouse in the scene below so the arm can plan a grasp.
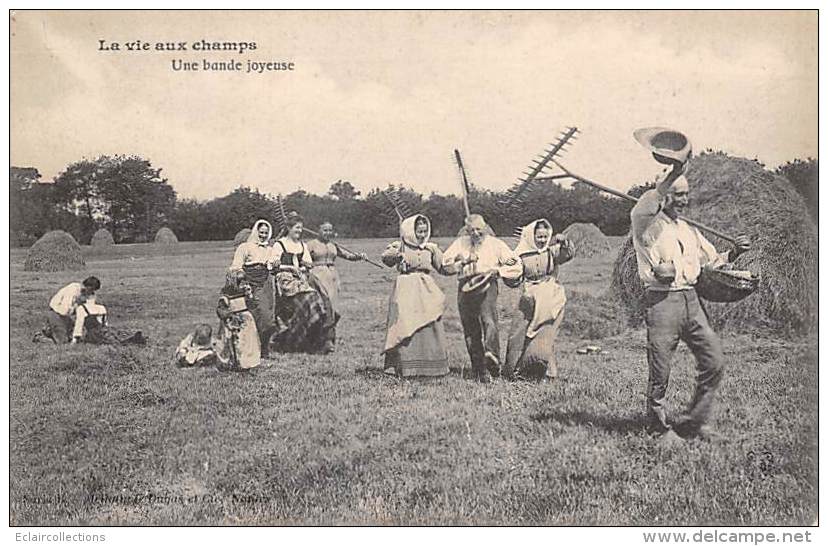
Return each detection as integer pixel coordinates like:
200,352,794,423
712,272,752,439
272,237,313,268
231,241,275,270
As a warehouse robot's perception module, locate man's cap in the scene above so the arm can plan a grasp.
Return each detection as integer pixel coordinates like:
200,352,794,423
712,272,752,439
670,175,690,194
465,214,488,230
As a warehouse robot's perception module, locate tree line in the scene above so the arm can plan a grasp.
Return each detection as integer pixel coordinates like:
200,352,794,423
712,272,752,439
10,154,817,246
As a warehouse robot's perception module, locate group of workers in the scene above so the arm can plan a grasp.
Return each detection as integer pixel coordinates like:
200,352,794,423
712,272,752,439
38,148,752,442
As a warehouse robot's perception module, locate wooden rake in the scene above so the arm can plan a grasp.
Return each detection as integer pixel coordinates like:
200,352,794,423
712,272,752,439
382,187,415,224
500,127,579,214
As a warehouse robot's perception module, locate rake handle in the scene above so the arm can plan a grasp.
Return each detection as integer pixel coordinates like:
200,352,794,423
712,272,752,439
300,227,387,270
549,159,739,245
454,149,472,218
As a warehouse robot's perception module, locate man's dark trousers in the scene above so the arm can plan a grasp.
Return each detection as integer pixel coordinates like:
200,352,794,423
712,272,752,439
644,288,725,433
458,280,501,377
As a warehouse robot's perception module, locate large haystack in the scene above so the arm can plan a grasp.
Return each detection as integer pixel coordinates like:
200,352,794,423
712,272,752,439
612,151,817,335
233,228,252,247
90,228,115,247
562,223,612,258
154,227,178,245
610,236,647,326
24,230,85,272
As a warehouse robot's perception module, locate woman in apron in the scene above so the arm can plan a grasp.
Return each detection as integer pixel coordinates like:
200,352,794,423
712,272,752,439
504,219,576,382
381,214,449,378
229,219,276,358
306,221,365,348
270,214,337,354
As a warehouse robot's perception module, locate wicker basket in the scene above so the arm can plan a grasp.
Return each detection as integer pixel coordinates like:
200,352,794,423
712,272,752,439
696,267,759,303
461,272,495,295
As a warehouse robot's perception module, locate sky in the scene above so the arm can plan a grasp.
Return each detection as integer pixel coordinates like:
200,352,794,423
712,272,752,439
10,10,817,200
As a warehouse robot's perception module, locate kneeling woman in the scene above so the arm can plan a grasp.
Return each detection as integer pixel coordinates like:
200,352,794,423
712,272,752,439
381,214,449,378
271,214,337,354
504,219,575,382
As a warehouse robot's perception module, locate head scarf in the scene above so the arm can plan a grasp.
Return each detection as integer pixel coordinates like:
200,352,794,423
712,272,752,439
457,214,496,237
400,214,431,249
514,219,554,256
248,219,273,246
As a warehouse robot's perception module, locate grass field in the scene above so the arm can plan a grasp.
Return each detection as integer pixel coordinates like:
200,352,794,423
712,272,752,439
9,238,817,525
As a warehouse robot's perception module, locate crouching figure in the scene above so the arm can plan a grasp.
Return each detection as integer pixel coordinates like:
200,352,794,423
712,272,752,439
214,271,261,370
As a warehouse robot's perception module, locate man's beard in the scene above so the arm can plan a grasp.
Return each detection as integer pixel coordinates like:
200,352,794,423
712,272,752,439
665,202,687,217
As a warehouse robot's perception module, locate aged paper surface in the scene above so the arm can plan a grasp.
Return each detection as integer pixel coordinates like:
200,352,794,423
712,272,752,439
7,9,819,535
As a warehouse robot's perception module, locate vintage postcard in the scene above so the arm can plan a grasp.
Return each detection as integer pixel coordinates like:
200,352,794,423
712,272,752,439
8,9,818,534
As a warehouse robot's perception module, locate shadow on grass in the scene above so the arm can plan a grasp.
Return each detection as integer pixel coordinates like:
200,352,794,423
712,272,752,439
353,366,475,381
354,366,395,380
530,409,645,435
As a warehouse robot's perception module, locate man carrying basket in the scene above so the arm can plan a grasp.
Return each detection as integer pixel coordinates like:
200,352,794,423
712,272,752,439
631,128,751,442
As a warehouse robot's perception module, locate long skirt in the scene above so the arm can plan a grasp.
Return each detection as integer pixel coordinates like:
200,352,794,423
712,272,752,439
272,288,337,354
215,311,260,370
310,266,342,342
384,320,449,378
243,266,276,357
504,302,565,381
311,266,341,313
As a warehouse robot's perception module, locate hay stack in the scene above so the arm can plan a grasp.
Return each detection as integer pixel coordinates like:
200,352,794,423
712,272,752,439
24,230,85,272
90,228,115,247
154,227,178,245
233,228,252,247
562,223,612,258
612,151,817,335
610,236,646,325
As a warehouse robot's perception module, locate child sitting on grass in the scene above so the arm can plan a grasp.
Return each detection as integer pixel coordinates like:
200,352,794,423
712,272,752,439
171,324,218,368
